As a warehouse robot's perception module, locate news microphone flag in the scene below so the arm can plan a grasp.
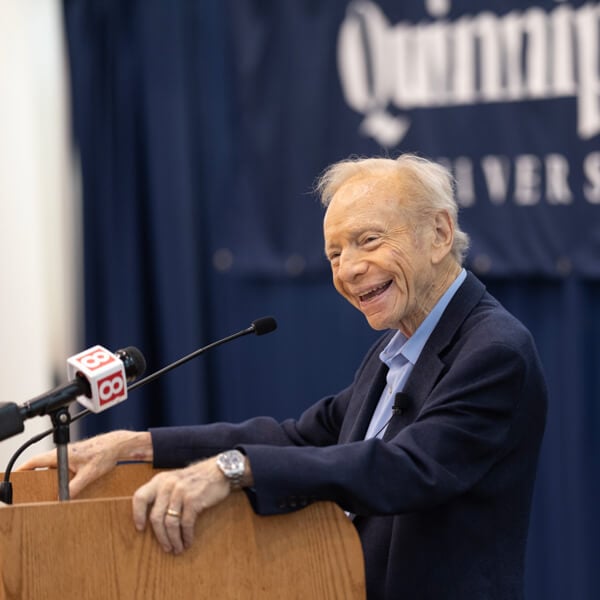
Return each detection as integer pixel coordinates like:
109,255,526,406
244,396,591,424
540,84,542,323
67,345,128,413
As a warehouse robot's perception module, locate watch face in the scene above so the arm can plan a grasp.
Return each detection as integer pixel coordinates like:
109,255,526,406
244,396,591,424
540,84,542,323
218,450,245,478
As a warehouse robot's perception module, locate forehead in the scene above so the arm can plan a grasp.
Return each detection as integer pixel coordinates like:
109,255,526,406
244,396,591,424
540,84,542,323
323,173,412,233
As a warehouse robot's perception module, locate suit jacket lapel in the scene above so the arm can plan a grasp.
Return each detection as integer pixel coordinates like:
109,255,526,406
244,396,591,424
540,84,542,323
349,361,388,441
342,338,391,443
383,272,486,440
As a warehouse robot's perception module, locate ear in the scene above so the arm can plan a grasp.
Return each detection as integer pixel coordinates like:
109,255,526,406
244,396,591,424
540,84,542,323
430,211,454,264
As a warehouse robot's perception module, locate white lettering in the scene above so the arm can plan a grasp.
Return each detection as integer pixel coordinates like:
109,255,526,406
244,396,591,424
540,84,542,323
514,155,542,205
501,12,526,100
546,154,573,204
337,1,392,114
583,151,600,203
575,5,600,139
452,17,477,103
523,9,549,98
337,1,600,146
481,156,510,205
441,152,599,206
478,13,503,101
426,0,450,19
551,5,576,96
454,157,476,207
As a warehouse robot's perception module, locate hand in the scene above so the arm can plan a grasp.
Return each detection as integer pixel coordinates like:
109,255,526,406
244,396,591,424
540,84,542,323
16,430,153,497
132,458,232,555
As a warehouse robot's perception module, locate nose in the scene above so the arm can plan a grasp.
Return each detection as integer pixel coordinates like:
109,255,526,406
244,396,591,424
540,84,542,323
336,248,367,282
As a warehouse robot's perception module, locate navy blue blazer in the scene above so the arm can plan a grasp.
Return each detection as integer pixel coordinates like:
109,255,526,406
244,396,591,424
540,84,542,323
151,272,547,599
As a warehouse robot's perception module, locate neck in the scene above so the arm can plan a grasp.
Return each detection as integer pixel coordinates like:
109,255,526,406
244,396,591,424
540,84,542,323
400,259,462,337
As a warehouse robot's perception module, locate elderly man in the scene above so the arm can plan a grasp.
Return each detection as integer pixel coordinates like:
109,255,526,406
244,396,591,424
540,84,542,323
20,155,547,599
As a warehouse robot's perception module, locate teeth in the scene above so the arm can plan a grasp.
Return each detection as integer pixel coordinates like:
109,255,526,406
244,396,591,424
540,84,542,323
359,282,390,301
364,283,386,295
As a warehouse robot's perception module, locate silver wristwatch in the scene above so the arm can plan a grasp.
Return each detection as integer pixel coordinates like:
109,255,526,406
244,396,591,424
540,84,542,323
216,449,246,489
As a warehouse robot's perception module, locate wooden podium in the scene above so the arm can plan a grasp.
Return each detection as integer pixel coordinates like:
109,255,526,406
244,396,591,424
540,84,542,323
0,464,365,599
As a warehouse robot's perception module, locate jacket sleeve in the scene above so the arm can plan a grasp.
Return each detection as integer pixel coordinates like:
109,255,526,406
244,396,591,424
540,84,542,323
241,328,546,516
150,332,389,467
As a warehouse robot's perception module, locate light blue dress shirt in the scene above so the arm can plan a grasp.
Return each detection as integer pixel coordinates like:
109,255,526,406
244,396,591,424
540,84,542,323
365,269,467,439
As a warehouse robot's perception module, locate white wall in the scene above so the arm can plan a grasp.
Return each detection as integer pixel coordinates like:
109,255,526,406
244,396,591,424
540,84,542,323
0,0,81,469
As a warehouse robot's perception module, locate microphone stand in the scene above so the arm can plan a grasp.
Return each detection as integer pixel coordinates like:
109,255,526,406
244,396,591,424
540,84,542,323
50,406,72,501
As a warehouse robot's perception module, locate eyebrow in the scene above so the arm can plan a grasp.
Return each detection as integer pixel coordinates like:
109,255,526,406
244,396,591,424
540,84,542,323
324,224,385,254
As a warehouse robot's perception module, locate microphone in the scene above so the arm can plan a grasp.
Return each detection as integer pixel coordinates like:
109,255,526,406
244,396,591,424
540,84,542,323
369,391,412,439
392,392,411,416
250,316,277,336
127,316,278,393
0,346,146,442
65,345,146,414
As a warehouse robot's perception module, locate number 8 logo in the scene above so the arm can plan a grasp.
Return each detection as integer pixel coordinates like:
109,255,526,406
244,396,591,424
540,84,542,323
98,373,126,405
80,349,114,371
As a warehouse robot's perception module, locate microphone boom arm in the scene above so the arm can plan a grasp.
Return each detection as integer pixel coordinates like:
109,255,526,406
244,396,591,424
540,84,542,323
128,325,256,394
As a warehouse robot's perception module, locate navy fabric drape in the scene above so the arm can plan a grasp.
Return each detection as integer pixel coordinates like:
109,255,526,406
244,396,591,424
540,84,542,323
62,1,598,598
483,277,599,600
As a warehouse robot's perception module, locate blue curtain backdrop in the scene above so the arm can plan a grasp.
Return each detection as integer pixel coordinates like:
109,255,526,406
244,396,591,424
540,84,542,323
62,1,599,599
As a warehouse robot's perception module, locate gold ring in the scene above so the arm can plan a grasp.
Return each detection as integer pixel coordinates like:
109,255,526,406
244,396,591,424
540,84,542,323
166,508,181,519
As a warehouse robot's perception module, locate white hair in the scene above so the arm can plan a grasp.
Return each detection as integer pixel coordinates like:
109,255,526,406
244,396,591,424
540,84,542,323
315,154,470,264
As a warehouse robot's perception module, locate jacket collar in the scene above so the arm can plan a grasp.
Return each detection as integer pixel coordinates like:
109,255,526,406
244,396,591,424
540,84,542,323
383,271,486,440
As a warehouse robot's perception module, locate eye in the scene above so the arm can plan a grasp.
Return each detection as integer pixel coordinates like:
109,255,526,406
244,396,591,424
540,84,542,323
326,248,340,262
361,234,380,246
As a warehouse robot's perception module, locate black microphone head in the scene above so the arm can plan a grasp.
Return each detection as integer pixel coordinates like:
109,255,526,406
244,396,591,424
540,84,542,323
116,346,147,382
251,316,277,336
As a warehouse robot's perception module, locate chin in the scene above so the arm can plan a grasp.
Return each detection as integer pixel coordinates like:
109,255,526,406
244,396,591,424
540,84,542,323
364,316,390,331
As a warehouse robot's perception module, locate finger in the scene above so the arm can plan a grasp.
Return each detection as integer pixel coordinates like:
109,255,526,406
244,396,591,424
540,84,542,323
148,488,176,553
141,475,177,552
68,463,103,498
180,503,198,550
16,451,57,471
132,478,159,534
163,486,185,555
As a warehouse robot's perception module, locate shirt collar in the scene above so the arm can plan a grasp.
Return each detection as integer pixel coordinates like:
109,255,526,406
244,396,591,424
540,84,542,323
380,268,466,368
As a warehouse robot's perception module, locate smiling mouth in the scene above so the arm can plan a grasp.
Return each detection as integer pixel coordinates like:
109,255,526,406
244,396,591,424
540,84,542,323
359,281,392,302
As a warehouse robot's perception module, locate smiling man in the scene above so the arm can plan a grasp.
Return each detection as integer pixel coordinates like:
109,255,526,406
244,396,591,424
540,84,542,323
322,157,465,335
19,155,547,600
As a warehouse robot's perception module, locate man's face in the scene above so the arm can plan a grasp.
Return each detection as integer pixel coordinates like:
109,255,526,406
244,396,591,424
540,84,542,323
323,174,440,336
